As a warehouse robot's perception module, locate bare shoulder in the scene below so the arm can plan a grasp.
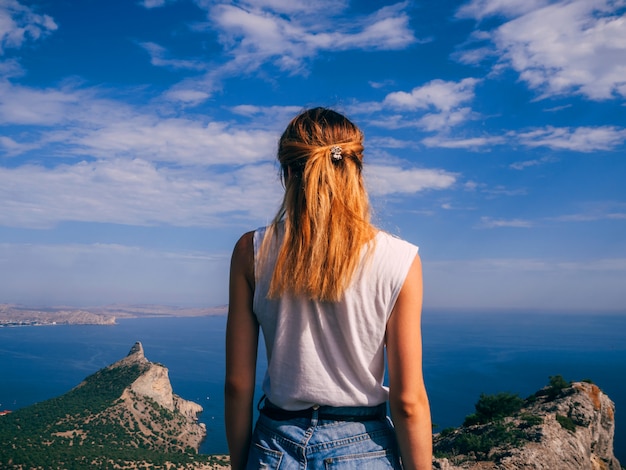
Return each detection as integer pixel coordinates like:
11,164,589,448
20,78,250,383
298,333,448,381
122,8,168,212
232,231,255,258
231,231,255,288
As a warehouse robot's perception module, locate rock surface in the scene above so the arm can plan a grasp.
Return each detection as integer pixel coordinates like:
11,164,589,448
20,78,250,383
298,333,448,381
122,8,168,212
433,381,621,470
108,341,207,451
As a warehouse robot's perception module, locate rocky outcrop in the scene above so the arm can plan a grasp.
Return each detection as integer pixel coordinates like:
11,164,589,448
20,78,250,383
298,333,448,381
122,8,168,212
125,342,176,409
433,380,621,470
0,341,215,469
109,341,207,451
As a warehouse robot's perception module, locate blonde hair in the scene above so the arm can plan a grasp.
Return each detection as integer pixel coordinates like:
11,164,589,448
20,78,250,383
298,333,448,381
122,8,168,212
262,107,376,302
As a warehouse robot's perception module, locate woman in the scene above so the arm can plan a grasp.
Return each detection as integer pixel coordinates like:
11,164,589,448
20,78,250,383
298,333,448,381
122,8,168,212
225,107,432,469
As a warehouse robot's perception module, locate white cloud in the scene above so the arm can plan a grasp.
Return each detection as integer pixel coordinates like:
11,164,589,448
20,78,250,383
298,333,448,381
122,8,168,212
367,136,416,149
383,78,479,112
453,45,495,65
162,88,211,104
0,0,57,54
139,42,207,71
0,151,458,229
543,104,573,113
0,134,39,156
456,0,550,21
324,4,418,50
417,108,474,132
480,216,533,228
145,2,406,103
0,80,280,165
422,135,505,149
233,0,348,15
515,125,626,152
0,159,283,229
483,186,527,197
71,117,278,165
368,79,396,89
457,0,626,100
228,104,304,126
207,2,416,73
381,78,480,131
0,81,86,126
140,0,176,8
509,156,557,170
364,164,457,196
0,57,22,77
159,1,414,103
419,124,624,152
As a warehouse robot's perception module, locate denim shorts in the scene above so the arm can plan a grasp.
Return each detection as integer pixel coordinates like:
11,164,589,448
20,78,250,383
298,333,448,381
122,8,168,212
246,402,402,469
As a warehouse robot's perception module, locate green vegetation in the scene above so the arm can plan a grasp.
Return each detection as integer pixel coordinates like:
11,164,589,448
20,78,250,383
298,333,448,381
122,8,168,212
434,376,574,463
533,374,571,401
436,390,534,462
519,413,543,427
0,363,215,469
463,392,524,426
556,414,577,432
435,421,530,460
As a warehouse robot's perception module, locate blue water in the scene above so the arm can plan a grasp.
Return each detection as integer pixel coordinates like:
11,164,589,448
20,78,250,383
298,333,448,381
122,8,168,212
0,311,624,463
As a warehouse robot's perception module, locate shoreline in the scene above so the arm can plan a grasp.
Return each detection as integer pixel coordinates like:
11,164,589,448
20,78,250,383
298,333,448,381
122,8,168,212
0,303,228,327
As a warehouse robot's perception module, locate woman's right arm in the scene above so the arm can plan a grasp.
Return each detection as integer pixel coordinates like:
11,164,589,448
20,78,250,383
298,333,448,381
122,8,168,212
225,232,259,470
386,254,433,469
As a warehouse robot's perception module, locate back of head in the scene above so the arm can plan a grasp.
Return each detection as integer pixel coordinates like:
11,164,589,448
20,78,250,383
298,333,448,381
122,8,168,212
265,107,375,302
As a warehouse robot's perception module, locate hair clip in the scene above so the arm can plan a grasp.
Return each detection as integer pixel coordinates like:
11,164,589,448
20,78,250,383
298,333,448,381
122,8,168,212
330,145,343,161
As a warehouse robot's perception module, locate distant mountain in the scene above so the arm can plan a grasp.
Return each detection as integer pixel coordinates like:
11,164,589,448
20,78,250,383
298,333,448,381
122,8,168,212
0,303,116,326
0,342,229,469
433,377,621,470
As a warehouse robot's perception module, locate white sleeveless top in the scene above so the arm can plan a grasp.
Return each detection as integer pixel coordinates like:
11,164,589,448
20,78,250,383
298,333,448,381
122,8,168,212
253,225,418,410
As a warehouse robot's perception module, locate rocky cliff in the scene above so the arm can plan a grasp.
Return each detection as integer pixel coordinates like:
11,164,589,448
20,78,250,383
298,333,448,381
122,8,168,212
106,341,207,452
0,341,226,469
433,380,621,470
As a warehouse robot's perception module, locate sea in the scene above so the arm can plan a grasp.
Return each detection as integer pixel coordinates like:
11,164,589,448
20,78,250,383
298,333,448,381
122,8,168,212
1,311,625,464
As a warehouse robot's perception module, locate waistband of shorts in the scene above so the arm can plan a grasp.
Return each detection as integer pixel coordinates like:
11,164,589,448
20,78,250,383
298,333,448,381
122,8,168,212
259,399,387,422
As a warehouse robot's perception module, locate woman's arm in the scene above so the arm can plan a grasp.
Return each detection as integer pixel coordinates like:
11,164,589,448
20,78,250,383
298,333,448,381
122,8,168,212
225,231,259,470
386,254,432,470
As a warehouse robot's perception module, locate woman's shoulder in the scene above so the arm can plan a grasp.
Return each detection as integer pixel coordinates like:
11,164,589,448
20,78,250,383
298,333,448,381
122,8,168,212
232,231,255,262
235,226,271,251
234,230,255,248
231,231,255,287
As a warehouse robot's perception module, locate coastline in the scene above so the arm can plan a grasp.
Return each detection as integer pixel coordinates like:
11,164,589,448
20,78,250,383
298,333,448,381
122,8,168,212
0,303,227,327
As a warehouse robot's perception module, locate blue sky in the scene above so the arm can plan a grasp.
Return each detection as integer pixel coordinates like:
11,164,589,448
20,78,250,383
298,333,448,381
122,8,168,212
0,0,625,311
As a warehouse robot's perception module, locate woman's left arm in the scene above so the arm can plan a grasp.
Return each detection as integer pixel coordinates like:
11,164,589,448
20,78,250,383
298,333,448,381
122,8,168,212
225,231,259,470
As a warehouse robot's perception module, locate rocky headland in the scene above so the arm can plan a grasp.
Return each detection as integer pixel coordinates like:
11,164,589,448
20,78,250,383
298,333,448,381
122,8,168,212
433,378,621,470
95,341,208,453
0,342,228,469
